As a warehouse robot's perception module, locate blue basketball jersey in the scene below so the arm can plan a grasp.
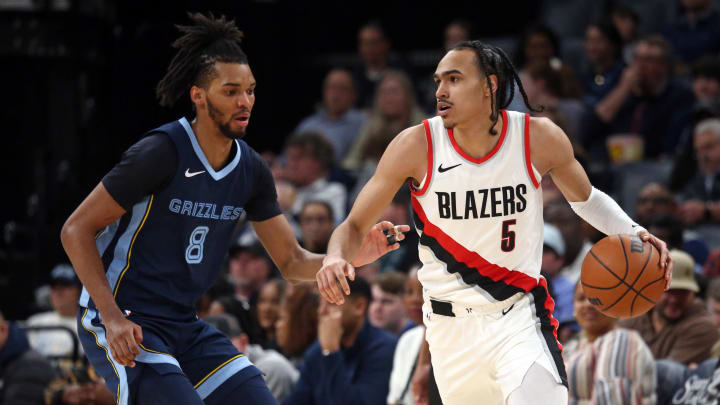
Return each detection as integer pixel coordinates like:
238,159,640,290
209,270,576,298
80,117,267,319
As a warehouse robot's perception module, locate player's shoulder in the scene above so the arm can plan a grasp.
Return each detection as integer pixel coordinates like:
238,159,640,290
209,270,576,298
527,115,574,165
387,123,427,154
528,116,565,144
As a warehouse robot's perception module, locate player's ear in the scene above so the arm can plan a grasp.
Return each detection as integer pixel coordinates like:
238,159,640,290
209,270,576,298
485,74,498,96
190,85,205,108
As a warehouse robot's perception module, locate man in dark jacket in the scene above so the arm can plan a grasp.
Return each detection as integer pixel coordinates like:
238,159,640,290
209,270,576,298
0,310,56,404
282,277,397,405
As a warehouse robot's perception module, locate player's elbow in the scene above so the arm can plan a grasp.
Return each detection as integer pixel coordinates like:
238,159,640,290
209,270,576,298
60,218,80,251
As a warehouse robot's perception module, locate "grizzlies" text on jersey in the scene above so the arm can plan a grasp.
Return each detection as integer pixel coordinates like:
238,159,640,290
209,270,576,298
168,198,243,220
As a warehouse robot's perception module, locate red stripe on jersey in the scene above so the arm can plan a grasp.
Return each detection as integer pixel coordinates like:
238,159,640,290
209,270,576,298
411,120,434,197
537,276,562,350
448,109,508,164
524,113,540,189
411,195,538,292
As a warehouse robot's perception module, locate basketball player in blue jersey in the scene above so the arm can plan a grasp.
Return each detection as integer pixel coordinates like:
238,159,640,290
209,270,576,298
60,13,408,405
317,41,674,404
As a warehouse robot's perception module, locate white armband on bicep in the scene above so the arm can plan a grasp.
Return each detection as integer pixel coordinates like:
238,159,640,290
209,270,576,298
568,187,645,236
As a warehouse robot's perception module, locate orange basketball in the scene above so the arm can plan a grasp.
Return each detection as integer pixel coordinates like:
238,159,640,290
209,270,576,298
580,234,665,319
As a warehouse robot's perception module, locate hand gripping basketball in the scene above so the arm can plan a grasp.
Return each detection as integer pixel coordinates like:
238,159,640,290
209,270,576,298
580,232,672,319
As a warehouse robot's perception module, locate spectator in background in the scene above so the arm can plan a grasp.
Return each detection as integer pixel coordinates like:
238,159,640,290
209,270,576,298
663,0,720,70
545,201,592,283
353,21,405,109
418,19,473,113
282,277,397,405
256,279,287,351
443,19,472,52
645,213,711,277
387,267,424,405
205,313,298,403
706,277,720,327
692,55,720,103
0,310,55,405
667,357,720,405
679,118,720,224
542,223,574,323
299,201,335,254
294,69,367,162
344,70,426,172
26,264,83,358
581,20,625,109
583,35,695,160
563,283,656,404
283,132,347,225
45,363,115,405
668,56,720,194
369,272,413,336
634,183,677,226
522,61,585,141
275,283,319,368
620,250,719,366
228,242,274,306
610,4,641,64
514,24,582,101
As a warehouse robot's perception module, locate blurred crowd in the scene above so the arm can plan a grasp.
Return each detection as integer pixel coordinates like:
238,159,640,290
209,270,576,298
5,0,720,403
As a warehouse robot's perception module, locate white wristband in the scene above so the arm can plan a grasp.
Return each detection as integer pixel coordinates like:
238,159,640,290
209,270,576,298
568,187,645,236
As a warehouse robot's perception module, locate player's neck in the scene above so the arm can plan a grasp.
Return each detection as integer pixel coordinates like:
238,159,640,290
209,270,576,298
191,119,235,171
451,112,505,160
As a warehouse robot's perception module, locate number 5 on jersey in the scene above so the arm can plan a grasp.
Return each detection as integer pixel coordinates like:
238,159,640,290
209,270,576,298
501,220,516,252
186,226,209,264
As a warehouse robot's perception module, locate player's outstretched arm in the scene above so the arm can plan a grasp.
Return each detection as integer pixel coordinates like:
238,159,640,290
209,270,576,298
252,216,409,283
318,124,427,304
60,183,143,367
530,117,672,287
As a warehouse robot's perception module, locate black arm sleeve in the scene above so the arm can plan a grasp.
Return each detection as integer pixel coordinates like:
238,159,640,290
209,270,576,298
101,133,178,211
244,150,281,221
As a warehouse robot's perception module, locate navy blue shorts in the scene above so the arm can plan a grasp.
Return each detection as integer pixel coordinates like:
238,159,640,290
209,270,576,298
77,307,273,405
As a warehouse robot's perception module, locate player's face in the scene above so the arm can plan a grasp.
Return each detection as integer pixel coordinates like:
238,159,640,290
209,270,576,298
434,49,490,129
201,62,256,139
573,284,616,338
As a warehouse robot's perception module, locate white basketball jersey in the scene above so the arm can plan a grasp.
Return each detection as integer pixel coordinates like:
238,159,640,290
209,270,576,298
411,110,544,306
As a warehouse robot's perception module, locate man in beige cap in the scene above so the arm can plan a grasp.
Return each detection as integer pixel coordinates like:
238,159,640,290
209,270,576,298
620,250,719,365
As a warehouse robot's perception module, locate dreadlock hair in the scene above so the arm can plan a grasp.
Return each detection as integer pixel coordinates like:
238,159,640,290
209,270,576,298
156,12,248,108
450,40,541,135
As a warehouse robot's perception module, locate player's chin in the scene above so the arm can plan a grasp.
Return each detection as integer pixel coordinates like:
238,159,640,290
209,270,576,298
439,115,456,129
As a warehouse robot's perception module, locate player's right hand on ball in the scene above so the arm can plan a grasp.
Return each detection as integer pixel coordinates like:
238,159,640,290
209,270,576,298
104,313,143,367
317,256,354,305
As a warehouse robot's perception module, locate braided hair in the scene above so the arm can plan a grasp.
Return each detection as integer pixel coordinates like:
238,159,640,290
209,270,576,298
450,40,541,135
156,12,247,108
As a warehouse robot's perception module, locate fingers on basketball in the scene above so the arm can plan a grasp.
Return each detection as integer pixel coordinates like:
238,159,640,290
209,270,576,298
580,234,665,319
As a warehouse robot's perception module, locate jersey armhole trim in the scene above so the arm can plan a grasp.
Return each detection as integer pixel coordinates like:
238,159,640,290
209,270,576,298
411,120,433,197
524,113,540,189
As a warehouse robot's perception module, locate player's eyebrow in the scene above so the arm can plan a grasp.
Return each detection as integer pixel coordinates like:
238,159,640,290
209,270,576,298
221,82,256,87
432,70,463,80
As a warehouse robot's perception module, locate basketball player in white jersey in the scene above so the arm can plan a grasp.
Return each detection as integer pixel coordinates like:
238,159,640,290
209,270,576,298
316,41,673,405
